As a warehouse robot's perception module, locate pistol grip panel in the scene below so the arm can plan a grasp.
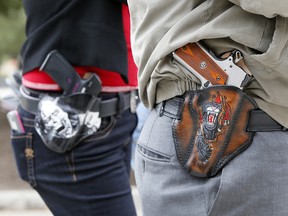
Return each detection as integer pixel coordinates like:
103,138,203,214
174,43,228,85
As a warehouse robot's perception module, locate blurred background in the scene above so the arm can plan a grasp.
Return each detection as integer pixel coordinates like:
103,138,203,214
0,0,25,61
0,0,26,190
0,0,25,116
0,1,51,215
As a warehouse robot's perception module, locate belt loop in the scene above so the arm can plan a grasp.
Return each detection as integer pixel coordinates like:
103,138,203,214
130,90,138,113
116,92,125,118
157,97,184,119
157,101,165,117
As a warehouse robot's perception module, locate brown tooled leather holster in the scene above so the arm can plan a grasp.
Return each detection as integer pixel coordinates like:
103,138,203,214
172,86,257,177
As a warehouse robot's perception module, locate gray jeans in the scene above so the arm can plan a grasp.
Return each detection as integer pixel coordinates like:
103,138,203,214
135,108,288,216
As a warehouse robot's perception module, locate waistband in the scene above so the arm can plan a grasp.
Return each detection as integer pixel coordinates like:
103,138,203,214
157,97,287,132
19,86,138,117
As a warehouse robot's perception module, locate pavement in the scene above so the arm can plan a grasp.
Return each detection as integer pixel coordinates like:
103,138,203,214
0,186,142,216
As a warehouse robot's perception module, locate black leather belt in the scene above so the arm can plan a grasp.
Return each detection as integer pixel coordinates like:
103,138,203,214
19,86,136,117
157,97,287,132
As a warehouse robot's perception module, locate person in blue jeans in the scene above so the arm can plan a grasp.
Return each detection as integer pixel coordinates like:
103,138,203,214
9,1,138,215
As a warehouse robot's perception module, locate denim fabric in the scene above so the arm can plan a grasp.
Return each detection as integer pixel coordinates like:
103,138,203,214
135,108,288,216
11,105,137,216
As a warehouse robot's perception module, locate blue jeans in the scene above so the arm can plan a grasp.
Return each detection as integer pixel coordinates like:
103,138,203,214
11,105,138,216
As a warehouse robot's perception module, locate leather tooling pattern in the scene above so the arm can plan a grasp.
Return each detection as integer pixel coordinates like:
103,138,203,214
172,86,257,177
197,91,231,163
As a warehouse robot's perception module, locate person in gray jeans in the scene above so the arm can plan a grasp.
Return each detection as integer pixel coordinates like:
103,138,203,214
128,0,288,215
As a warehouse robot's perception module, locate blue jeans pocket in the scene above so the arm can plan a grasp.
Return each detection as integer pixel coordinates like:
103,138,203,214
11,132,37,187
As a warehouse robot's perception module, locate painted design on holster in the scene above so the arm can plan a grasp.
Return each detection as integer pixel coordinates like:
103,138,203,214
196,91,231,163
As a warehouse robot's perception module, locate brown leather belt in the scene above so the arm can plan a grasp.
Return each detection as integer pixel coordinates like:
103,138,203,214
157,96,287,132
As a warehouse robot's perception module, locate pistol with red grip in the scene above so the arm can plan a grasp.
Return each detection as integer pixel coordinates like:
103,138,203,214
173,42,252,89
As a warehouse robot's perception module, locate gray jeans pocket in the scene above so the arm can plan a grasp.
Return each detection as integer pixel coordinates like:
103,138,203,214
137,144,171,163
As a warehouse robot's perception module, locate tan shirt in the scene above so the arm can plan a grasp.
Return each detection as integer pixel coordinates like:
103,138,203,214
128,0,288,127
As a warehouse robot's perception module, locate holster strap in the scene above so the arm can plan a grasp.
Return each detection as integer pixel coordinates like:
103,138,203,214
20,86,132,117
157,97,287,132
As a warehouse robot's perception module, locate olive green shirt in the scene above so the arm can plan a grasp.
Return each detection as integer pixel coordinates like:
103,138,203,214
128,0,288,127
